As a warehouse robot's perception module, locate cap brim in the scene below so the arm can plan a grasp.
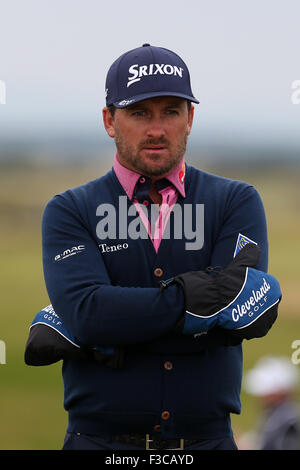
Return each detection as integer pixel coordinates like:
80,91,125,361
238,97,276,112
112,91,199,108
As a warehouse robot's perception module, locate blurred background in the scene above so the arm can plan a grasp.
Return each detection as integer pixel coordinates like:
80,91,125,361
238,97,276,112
0,0,299,449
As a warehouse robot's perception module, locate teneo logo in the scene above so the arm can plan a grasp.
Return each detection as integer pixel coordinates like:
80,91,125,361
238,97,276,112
291,80,300,104
96,196,204,250
0,340,6,364
99,242,129,254
127,64,184,88
54,244,85,261
231,278,271,322
0,80,6,104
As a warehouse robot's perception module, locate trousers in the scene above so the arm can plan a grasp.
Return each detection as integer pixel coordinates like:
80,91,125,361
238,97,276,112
62,432,238,450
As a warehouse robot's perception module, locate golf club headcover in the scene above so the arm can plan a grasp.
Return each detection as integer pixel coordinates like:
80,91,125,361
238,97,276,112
24,305,124,368
171,244,281,340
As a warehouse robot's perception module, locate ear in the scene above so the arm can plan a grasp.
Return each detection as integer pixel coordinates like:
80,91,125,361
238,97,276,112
102,107,115,138
187,104,194,135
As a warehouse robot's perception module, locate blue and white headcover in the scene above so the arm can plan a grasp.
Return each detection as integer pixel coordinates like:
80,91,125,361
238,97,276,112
25,305,118,366
180,241,281,339
30,304,80,347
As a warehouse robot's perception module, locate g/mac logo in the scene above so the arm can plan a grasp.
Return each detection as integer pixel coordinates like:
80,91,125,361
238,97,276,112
0,80,6,104
127,64,184,88
54,245,85,261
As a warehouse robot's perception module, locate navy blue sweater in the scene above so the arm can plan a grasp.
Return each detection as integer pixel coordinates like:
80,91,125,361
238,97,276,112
42,164,268,439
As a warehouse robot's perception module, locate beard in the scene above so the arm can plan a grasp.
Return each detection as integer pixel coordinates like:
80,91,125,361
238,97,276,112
114,131,188,178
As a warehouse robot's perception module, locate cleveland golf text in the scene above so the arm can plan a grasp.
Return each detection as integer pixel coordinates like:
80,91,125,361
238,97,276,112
231,277,271,322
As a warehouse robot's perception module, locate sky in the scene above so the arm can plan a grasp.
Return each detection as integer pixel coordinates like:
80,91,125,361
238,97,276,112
0,0,299,152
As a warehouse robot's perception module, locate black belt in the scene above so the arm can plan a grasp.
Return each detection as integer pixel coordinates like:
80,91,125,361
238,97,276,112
113,433,199,450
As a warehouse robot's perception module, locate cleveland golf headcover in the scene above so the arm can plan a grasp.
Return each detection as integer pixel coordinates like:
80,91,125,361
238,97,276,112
24,305,124,368
169,244,281,340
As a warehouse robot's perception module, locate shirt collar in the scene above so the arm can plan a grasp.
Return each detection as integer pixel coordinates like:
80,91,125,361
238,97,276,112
113,153,186,200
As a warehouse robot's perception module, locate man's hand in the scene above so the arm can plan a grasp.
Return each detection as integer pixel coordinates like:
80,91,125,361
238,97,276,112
172,244,281,340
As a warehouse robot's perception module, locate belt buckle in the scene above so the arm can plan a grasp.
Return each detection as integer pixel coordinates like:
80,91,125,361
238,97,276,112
145,434,184,450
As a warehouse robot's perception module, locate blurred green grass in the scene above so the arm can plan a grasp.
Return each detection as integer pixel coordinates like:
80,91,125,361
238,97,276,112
0,163,299,449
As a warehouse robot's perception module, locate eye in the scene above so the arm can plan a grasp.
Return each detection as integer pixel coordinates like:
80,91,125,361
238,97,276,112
131,110,146,117
166,109,179,115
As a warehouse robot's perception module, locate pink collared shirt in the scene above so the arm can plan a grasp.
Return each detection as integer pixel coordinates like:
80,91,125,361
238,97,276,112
113,153,186,252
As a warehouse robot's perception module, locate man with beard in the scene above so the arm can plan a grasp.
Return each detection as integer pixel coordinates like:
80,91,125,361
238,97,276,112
27,44,281,450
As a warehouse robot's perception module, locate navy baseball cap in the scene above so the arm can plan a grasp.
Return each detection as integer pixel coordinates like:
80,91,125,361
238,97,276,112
105,43,199,108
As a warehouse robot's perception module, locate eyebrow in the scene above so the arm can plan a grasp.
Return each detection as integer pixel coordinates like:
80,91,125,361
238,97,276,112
165,102,183,108
125,103,145,111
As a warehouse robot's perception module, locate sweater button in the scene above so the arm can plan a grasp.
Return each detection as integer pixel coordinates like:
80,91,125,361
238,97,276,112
164,361,173,371
154,268,163,278
154,424,161,432
161,411,170,420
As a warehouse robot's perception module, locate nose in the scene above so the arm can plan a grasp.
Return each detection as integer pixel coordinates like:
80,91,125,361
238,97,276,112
145,117,166,139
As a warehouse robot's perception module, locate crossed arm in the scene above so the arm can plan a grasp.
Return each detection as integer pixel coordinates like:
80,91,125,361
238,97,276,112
25,184,281,365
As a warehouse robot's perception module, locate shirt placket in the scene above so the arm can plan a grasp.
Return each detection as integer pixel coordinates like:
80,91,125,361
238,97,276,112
133,177,178,253
152,187,177,252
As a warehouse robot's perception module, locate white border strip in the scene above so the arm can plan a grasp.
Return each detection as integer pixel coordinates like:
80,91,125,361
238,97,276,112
29,322,81,348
